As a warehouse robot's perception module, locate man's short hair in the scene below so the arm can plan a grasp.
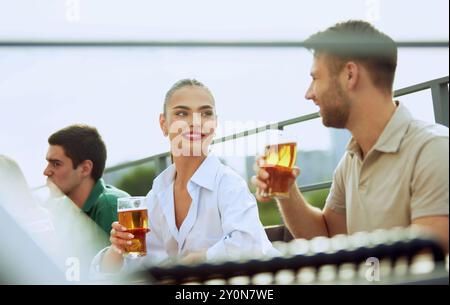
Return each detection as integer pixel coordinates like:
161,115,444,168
304,20,397,92
48,124,107,181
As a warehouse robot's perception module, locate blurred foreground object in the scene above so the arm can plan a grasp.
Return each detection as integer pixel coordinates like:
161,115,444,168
128,227,448,285
0,155,111,283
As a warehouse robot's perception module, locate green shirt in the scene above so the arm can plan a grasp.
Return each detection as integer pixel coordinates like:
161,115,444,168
82,178,129,235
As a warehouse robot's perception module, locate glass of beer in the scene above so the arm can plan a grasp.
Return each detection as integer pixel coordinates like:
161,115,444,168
261,141,297,199
117,196,149,258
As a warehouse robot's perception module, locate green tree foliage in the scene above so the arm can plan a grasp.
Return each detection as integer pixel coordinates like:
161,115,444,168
257,200,282,226
303,189,330,210
250,182,330,226
116,165,156,196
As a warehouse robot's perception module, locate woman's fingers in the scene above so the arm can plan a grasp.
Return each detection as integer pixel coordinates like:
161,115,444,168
111,221,127,232
109,221,135,254
110,236,133,247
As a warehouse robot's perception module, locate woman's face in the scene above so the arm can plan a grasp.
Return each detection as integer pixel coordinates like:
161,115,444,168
160,86,217,157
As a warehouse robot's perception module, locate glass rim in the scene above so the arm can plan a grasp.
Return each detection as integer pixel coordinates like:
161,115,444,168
117,196,146,201
117,196,147,211
265,141,297,147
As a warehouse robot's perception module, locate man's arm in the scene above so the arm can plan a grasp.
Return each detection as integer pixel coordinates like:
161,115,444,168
410,136,449,253
412,216,449,254
252,156,347,240
276,183,347,239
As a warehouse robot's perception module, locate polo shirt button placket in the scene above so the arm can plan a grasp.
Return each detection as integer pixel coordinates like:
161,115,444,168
359,183,367,193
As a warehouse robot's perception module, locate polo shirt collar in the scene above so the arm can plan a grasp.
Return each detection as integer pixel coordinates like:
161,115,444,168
373,102,412,153
347,101,412,156
82,178,106,213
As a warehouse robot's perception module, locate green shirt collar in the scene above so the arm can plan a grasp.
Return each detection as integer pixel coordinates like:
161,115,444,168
82,178,106,213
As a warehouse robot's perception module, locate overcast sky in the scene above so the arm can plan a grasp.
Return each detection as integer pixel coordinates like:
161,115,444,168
0,0,448,187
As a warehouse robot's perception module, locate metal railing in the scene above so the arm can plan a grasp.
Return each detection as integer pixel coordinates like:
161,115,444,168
1,40,448,48
4,38,447,192
105,76,449,194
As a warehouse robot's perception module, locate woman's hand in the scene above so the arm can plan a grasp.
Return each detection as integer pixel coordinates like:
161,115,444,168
100,222,135,273
179,251,207,265
109,221,135,255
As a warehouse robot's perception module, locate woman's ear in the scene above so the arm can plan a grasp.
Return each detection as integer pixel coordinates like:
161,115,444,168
160,113,168,137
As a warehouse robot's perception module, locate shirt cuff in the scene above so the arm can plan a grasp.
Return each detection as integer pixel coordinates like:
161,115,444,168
89,246,120,281
206,239,228,262
325,201,346,214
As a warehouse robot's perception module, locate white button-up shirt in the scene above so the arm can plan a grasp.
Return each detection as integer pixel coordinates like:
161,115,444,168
91,155,278,275
143,154,277,264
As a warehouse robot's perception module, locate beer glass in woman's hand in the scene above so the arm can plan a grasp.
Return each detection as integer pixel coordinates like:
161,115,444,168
117,196,149,258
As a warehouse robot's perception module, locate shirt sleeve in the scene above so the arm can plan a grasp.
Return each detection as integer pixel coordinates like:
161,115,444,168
411,136,449,220
206,172,280,261
324,153,348,214
89,191,168,279
89,246,115,281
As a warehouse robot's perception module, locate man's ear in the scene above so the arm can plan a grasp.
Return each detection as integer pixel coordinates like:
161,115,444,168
160,113,168,137
344,61,359,90
80,160,93,178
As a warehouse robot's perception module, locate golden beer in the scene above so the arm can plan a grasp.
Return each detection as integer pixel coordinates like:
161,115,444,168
262,142,297,198
117,197,149,257
118,208,148,257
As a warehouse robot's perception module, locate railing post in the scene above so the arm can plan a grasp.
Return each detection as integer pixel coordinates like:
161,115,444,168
155,155,169,175
431,81,449,127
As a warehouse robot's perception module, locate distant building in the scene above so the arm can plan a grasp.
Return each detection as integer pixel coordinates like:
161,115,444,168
330,128,352,168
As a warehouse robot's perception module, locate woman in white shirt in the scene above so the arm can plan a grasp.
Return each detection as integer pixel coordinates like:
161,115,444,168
98,79,277,273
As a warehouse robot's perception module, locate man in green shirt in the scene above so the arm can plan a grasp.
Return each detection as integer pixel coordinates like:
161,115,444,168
43,124,129,237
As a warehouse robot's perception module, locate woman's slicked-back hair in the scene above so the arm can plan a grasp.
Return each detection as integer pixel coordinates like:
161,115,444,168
163,79,215,115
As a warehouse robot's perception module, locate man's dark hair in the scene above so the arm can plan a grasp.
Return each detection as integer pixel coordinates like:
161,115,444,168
304,20,397,92
48,124,107,181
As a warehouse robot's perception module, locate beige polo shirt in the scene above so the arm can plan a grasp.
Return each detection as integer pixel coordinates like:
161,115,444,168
325,102,449,234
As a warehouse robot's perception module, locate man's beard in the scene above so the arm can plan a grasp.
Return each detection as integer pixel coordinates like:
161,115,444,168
320,80,351,129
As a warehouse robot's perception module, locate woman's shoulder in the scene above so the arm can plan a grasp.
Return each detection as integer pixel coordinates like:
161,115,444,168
151,163,176,191
216,161,248,190
143,189,161,213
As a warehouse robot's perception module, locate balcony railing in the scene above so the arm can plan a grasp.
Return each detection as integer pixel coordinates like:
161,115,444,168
104,76,449,194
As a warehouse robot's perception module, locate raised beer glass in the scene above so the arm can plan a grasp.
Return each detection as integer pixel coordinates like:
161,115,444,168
261,139,297,199
117,196,149,257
